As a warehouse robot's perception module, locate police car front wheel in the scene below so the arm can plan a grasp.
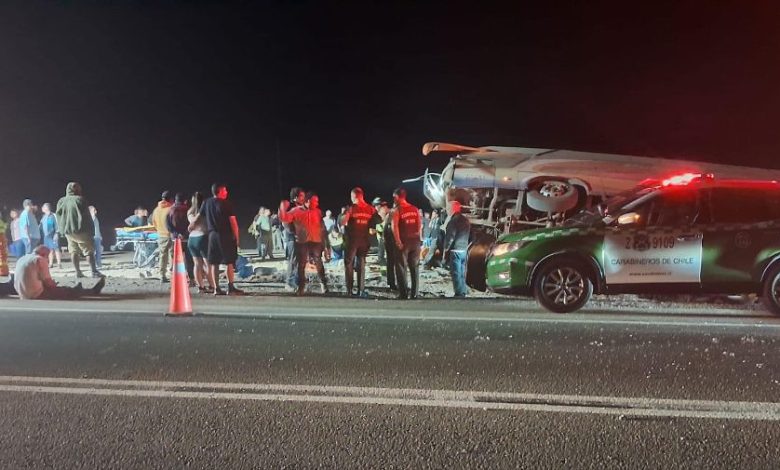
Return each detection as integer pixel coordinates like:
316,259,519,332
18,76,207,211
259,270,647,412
533,260,593,313
761,265,780,316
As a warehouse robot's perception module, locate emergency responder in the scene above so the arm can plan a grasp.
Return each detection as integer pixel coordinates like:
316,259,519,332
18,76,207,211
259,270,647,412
341,187,377,297
391,188,422,300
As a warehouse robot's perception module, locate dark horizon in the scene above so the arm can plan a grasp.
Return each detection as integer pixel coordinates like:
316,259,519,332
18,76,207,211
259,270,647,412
2,2,780,244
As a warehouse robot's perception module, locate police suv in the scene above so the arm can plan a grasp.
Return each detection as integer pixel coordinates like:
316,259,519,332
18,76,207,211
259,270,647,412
486,173,780,314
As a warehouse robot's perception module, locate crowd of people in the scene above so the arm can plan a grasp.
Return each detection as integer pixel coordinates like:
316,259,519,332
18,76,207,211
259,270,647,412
1,180,472,301
0,182,105,299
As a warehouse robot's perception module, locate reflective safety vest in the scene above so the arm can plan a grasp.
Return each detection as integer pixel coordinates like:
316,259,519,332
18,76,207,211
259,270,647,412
397,204,421,243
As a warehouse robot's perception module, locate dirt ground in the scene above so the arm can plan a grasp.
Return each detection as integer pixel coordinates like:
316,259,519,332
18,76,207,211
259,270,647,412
0,248,764,313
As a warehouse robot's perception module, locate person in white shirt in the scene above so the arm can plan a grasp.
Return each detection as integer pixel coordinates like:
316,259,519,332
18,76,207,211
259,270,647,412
14,246,105,300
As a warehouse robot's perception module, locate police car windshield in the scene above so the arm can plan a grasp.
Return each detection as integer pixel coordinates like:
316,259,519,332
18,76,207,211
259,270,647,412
565,186,656,227
604,186,656,216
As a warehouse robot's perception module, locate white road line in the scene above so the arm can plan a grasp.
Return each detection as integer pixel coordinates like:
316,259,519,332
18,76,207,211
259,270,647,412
0,375,778,421
0,304,776,329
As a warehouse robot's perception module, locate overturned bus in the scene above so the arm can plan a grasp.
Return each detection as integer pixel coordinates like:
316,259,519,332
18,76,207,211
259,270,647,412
409,142,780,290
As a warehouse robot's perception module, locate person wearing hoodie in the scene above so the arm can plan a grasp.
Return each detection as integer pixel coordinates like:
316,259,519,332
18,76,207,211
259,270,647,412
166,192,194,282
151,190,174,283
55,182,102,278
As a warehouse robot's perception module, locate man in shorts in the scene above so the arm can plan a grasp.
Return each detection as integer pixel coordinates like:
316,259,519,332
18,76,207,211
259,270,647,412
340,187,378,297
55,182,103,279
189,183,243,296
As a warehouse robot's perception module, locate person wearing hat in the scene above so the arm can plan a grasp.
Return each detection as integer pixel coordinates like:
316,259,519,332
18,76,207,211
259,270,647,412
55,182,102,278
19,199,41,255
151,190,174,283
13,245,105,300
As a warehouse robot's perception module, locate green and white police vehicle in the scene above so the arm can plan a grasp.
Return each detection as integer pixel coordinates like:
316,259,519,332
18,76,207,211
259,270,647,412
486,173,780,314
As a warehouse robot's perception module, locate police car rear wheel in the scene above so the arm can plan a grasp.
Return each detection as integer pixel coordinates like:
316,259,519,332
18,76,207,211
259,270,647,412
761,266,780,316
533,260,593,313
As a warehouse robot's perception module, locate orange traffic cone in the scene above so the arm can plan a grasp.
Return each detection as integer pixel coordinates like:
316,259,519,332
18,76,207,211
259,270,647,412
167,237,193,316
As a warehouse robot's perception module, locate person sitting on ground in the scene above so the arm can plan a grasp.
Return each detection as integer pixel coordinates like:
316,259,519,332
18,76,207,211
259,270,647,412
13,246,105,300
328,225,344,263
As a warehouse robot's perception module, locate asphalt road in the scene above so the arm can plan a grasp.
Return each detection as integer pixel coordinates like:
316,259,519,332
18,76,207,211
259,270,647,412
0,296,779,468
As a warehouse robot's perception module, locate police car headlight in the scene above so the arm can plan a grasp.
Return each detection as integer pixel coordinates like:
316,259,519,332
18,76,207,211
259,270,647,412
491,241,526,257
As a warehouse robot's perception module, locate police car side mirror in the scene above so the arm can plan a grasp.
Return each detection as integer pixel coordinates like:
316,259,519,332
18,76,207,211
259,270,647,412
617,212,641,226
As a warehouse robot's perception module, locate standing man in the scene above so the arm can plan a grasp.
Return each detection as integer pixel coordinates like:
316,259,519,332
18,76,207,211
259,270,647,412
283,187,306,291
0,212,8,276
55,182,103,278
382,202,397,291
279,192,329,296
258,207,274,260
443,200,471,298
340,187,377,297
40,203,62,269
89,206,103,269
151,191,174,283
188,183,243,296
166,193,195,281
19,199,41,255
391,188,422,300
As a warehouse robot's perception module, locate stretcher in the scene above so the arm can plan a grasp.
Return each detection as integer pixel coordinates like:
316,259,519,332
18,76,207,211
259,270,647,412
114,226,159,268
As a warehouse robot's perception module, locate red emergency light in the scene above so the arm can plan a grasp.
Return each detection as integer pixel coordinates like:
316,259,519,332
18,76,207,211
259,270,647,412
661,172,713,187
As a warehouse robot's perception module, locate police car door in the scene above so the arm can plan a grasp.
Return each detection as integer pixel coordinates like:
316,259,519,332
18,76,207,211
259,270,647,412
603,188,704,292
700,186,780,291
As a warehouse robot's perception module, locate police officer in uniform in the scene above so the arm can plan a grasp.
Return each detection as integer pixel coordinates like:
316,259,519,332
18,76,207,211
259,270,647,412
391,188,422,300
341,187,377,297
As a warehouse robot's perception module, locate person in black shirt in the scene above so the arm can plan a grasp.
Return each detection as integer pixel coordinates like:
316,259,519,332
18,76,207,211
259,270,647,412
383,203,397,291
443,200,471,297
391,188,422,300
188,183,243,296
283,187,305,291
340,187,378,297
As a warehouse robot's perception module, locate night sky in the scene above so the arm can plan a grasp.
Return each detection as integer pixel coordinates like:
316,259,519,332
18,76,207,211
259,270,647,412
2,2,779,244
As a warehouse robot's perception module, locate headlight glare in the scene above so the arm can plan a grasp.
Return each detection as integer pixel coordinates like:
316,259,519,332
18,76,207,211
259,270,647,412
491,241,525,257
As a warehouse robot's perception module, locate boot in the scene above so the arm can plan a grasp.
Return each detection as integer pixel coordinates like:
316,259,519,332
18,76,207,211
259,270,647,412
72,253,85,278
87,253,103,278
227,283,244,296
